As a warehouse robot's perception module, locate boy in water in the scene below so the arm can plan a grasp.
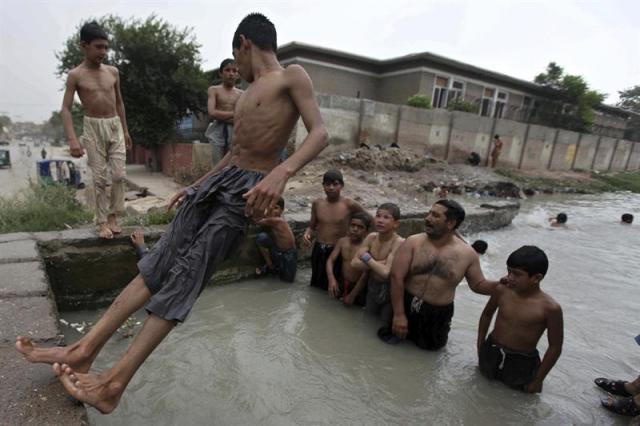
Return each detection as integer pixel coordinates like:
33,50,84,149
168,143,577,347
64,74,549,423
549,213,567,227
206,59,243,165
471,240,488,255
621,213,634,224
326,212,371,304
477,245,563,393
16,13,328,413
348,203,404,323
303,170,366,290
62,21,132,239
255,197,297,282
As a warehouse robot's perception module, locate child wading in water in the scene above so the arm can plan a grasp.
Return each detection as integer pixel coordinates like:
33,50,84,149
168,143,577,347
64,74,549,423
477,245,563,393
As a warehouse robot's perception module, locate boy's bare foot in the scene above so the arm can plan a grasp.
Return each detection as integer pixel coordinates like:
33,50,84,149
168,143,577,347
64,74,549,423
130,230,145,248
15,336,94,373
99,223,114,239
107,214,122,235
54,363,123,414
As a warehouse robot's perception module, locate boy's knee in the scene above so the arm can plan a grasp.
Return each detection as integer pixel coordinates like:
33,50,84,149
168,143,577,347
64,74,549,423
256,232,271,247
111,168,126,183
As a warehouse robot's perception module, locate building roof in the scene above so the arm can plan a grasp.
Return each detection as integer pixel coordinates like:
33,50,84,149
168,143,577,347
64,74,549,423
277,41,632,118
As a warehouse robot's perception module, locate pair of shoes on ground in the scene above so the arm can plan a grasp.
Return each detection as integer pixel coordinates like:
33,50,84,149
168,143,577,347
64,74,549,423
595,377,640,417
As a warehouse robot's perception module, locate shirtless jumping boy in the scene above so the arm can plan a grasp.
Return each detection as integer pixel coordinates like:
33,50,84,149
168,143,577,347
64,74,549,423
16,13,328,414
390,199,498,350
206,59,243,165
303,170,366,290
326,211,371,304
62,21,133,239
477,246,563,393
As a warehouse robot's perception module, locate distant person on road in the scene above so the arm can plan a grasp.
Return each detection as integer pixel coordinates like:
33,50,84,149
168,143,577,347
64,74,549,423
60,161,71,186
490,134,503,168
477,246,563,393
61,21,132,239
205,59,243,166
549,213,567,227
621,213,634,224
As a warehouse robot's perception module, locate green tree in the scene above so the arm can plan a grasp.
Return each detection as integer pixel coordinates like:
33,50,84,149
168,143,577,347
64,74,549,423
617,85,640,140
56,15,208,148
533,62,605,132
45,102,84,143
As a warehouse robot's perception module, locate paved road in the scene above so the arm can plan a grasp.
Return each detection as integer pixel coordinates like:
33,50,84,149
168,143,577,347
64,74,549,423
0,140,88,198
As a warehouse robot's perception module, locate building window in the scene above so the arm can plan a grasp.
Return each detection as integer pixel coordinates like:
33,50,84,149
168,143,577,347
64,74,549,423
521,96,532,120
480,88,494,116
494,91,508,118
448,80,464,104
432,76,449,108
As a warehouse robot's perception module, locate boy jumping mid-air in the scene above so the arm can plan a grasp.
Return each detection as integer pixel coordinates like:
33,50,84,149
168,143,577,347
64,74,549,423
15,13,328,414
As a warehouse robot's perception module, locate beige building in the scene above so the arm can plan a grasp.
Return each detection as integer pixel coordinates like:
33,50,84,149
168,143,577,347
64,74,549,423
276,42,632,138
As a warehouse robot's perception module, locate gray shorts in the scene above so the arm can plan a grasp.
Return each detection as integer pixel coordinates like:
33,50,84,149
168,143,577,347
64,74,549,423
138,166,263,322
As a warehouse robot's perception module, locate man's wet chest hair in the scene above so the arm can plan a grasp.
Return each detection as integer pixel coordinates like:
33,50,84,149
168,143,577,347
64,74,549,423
411,255,457,280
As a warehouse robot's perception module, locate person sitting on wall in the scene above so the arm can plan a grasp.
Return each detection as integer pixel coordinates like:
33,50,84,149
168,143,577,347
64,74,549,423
254,197,298,282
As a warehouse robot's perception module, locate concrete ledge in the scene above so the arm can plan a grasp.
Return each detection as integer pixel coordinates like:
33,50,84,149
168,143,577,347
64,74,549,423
36,201,519,310
0,297,60,344
0,262,49,298
0,240,39,264
0,345,88,425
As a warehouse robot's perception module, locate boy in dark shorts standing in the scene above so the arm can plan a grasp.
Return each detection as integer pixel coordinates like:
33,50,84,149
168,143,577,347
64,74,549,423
303,170,366,290
61,21,133,239
255,197,297,282
477,245,564,393
326,212,371,304
16,13,328,414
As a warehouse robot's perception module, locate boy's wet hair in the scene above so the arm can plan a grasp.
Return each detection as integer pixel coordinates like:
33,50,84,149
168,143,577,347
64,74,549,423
494,134,500,139
435,199,465,229
378,203,400,220
219,58,235,71
80,21,108,43
322,169,344,185
276,197,284,209
232,13,277,52
351,211,371,229
507,245,549,277
556,213,567,224
621,213,634,224
471,240,488,255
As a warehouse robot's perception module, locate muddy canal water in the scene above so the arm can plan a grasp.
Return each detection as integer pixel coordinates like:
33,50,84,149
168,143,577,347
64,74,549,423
62,193,640,425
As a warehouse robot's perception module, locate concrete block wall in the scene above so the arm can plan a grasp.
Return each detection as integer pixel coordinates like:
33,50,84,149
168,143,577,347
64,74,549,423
289,93,640,173
549,130,581,171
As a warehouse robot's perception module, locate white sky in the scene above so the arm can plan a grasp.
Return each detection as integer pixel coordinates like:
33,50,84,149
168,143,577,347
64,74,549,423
0,0,638,122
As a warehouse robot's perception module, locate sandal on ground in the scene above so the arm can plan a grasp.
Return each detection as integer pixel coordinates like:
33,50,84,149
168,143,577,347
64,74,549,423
600,394,640,417
594,378,632,397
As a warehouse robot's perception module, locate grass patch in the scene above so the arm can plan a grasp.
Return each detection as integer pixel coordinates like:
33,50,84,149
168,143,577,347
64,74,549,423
592,171,640,193
123,209,175,227
0,183,93,233
496,169,640,193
